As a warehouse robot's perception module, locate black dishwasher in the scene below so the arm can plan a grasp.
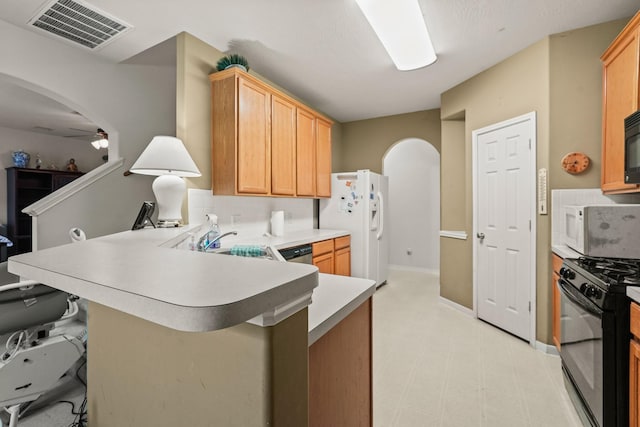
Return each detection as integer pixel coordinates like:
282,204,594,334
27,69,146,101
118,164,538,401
278,244,313,264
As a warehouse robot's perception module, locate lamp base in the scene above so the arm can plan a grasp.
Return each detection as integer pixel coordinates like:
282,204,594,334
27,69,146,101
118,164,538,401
152,175,186,227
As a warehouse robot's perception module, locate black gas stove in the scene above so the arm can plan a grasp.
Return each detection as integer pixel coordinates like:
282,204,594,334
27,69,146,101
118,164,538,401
571,256,640,287
559,256,640,427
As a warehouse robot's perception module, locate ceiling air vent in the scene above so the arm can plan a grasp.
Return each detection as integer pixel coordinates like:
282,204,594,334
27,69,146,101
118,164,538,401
28,0,132,50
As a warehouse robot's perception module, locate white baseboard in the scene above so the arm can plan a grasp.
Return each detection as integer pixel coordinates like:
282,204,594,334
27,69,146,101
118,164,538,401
438,296,474,317
535,341,560,356
439,296,559,356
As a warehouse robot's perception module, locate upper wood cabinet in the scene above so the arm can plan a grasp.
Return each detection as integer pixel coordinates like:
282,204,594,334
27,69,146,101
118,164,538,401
296,108,316,197
237,77,271,194
209,68,333,198
271,94,296,196
316,118,332,198
601,11,640,194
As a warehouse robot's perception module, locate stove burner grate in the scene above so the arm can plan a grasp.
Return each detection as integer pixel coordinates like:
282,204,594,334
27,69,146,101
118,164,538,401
576,256,640,287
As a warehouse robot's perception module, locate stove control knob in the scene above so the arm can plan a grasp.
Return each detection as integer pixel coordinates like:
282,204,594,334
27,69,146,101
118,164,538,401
561,269,575,280
584,285,601,299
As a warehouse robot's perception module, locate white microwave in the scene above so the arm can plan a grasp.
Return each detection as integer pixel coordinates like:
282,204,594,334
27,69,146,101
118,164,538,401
564,204,640,258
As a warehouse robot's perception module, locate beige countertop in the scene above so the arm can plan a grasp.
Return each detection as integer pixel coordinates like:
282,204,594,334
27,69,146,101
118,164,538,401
8,226,373,342
308,273,375,346
552,244,581,259
628,287,640,304
8,227,318,332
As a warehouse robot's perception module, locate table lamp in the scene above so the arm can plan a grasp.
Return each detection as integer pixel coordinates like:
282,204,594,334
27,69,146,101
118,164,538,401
130,136,201,227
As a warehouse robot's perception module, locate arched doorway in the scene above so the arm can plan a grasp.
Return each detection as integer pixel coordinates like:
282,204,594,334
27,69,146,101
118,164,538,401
0,74,115,253
383,138,440,272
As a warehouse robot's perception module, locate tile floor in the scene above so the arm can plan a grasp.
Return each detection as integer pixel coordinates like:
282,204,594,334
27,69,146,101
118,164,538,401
374,268,583,427
6,268,582,427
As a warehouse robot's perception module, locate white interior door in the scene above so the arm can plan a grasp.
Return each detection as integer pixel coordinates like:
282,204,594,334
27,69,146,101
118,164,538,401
474,113,535,342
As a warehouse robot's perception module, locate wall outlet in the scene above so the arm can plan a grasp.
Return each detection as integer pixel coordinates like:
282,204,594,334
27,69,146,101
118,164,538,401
284,211,293,223
230,214,241,226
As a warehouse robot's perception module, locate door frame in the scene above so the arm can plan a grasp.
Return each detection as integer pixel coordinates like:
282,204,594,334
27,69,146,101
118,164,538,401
471,111,537,346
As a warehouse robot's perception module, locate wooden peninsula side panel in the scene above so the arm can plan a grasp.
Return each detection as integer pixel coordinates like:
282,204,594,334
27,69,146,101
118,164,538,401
309,298,372,427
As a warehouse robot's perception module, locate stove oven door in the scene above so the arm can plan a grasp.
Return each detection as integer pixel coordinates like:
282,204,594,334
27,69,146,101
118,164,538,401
558,279,603,427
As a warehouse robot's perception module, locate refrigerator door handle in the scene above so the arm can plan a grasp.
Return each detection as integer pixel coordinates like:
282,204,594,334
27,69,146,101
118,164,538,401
376,191,384,240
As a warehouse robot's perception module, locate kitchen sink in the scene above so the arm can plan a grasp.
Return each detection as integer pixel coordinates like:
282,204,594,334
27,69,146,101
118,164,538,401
207,245,282,261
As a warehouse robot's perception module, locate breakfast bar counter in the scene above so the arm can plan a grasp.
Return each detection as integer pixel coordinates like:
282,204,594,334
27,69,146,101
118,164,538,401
7,226,375,426
8,227,319,332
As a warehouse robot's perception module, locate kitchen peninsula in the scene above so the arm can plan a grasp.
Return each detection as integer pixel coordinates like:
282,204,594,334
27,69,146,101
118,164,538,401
8,226,375,426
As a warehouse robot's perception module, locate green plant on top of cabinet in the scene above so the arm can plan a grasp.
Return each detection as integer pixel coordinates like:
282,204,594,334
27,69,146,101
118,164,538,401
209,68,332,198
601,11,640,194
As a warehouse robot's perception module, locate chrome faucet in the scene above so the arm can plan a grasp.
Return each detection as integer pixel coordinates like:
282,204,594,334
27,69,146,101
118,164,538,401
197,231,238,252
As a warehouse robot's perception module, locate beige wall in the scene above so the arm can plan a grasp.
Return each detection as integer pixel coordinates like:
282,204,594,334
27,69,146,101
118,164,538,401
340,110,441,173
440,37,550,341
549,20,628,189
88,302,309,426
439,19,627,344
440,118,471,305
176,32,224,193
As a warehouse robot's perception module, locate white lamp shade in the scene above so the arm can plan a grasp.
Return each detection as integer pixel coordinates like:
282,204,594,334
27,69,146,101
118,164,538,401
130,136,201,227
130,136,201,177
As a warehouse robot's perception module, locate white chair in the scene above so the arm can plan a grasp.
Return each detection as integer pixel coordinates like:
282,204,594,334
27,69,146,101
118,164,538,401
0,229,87,427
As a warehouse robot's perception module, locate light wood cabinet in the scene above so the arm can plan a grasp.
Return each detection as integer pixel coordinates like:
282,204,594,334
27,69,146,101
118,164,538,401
316,118,332,198
313,239,335,274
552,253,563,350
630,302,640,426
237,77,271,194
209,68,333,198
296,108,316,197
334,235,351,277
271,94,296,196
313,252,334,274
313,236,351,276
601,11,640,194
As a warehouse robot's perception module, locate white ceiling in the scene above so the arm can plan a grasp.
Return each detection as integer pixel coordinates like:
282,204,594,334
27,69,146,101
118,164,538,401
0,79,99,141
0,0,637,134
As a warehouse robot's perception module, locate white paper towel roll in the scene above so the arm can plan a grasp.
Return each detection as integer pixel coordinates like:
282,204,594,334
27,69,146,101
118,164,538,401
271,210,284,237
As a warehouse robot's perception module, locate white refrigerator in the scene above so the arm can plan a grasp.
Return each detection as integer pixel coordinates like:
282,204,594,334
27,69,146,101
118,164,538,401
319,170,389,287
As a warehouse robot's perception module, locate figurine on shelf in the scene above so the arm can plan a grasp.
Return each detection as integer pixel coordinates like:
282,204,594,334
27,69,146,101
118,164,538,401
35,153,42,169
66,158,78,172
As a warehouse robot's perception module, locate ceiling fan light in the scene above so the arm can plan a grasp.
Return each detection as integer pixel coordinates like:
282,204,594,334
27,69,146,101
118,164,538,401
91,128,109,150
355,0,437,71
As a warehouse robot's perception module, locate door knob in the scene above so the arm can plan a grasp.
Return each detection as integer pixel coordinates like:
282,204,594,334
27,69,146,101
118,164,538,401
477,232,485,241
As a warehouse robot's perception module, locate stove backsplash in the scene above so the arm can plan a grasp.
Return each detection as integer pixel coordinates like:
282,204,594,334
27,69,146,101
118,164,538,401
551,188,640,248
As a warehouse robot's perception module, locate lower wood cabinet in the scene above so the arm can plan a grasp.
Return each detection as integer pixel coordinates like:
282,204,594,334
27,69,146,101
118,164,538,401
309,298,372,427
312,236,351,276
630,302,640,426
334,235,351,277
552,253,563,350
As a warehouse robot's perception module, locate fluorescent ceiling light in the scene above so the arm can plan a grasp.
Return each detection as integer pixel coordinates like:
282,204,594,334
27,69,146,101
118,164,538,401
355,0,437,71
